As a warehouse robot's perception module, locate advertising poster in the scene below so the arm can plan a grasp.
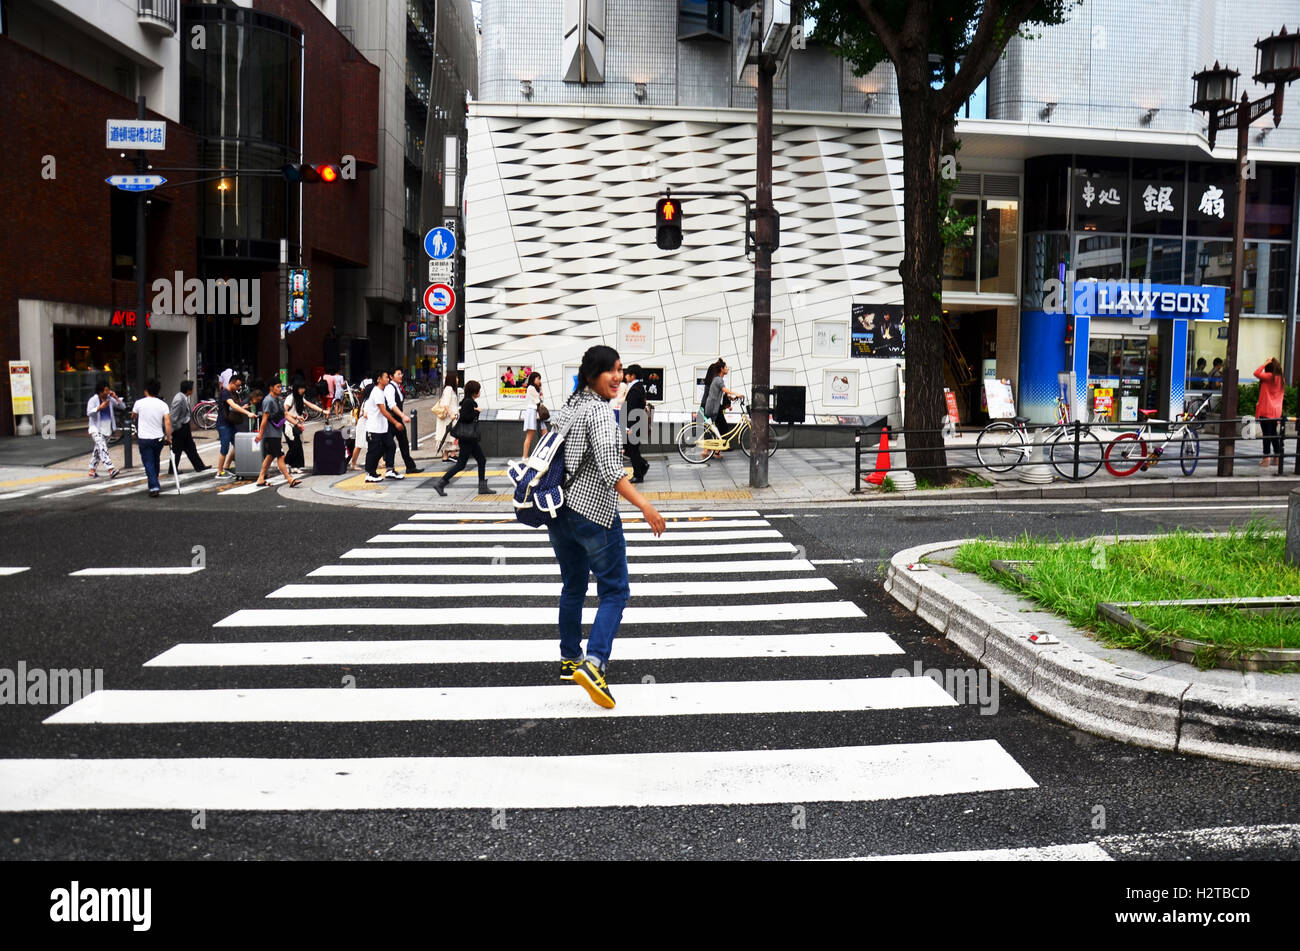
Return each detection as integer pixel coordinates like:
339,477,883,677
497,363,534,400
619,317,653,354
1093,387,1114,417
851,303,905,358
983,378,1016,419
1120,395,1138,422
823,370,858,407
944,388,961,424
286,268,309,333
639,367,664,401
813,321,847,358
8,362,33,417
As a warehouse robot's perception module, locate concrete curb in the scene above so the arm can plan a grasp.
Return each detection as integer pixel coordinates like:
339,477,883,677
885,539,1300,770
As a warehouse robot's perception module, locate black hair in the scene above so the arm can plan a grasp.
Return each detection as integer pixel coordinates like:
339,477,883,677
229,373,243,385
95,378,110,393
575,345,620,394
144,378,161,397
391,367,403,377
179,379,194,394
625,365,642,378
465,380,481,399
526,371,542,389
444,371,460,389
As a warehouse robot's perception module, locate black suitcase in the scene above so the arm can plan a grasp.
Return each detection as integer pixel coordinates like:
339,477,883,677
313,426,348,475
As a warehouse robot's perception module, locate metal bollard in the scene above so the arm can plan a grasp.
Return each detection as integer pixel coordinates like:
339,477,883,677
852,430,863,494
411,409,419,451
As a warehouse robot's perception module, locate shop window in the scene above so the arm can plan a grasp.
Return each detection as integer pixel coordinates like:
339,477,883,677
1184,239,1291,315
1246,165,1296,241
1072,157,1128,234
1128,237,1182,283
1073,234,1125,281
942,197,979,291
980,199,1018,294
678,0,728,40
1021,232,1068,310
1130,159,1184,236
1187,162,1235,238
1023,156,1070,232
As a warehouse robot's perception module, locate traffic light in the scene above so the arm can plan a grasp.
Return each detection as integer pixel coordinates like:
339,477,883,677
655,196,683,250
281,162,341,183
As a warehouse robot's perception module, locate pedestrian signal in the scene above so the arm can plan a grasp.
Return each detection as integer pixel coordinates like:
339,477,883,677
655,196,683,250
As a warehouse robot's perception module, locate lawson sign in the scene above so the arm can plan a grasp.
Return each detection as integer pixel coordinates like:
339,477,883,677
1071,281,1226,320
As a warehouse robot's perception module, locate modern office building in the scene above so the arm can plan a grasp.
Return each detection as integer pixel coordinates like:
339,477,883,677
464,0,1299,426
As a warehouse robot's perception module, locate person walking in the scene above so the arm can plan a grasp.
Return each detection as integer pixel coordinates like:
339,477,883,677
363,370,405,483
348,395,368,471
254,379,301,487
433,371,459,462
216,374,256,479
432,380,493,495
386,368,422,473
168,380,210,475
283,380,325,474
622,365,650,483
86,379,123,479
132,379,173,497
521,371,545,459
544,345,665,709
1254,357,1286,467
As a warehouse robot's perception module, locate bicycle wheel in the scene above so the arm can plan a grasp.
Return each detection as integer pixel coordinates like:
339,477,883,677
1049,427,1103,481
1104,432,1148,477
194,403,217,430
676,421,711,464
305,406,325,423
1179,430,1200,476
738,423,779,458
975,422,1026,473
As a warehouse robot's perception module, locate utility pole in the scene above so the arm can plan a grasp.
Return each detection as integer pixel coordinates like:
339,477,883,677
126,94,149,470
750,52,775,489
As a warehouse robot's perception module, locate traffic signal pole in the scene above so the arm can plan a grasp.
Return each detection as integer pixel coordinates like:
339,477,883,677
750,53,775,489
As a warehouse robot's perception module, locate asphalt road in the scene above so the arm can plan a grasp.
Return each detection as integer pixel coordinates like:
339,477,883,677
0,489,1293,862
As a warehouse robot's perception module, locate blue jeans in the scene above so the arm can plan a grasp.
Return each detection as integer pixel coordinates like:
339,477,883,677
216,421,235,455
139,438,163,491
546,508,630,668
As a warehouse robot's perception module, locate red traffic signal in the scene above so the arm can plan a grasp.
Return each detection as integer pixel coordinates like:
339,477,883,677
281,162,342,184
655,196,683,250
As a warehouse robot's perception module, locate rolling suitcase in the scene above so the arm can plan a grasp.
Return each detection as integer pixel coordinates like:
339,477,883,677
313,425,348,475
234,431,263,479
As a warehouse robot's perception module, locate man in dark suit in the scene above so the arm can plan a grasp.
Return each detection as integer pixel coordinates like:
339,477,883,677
623,365,650,484
386,368,423,473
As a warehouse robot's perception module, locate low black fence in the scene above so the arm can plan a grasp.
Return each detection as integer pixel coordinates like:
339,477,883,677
852,416,1300,491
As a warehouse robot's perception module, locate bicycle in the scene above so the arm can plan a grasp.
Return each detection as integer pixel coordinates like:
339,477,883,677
192,398,219,430
676,396,786,463
975,397,1104,481
1103,393,1214,477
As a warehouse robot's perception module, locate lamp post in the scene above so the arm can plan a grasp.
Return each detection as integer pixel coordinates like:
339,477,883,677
1191,26,1300,476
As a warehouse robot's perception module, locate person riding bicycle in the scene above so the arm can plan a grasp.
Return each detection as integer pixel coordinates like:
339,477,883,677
700,359,743,457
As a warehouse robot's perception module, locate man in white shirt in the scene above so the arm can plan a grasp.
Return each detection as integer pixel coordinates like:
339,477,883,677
385,368,419,474
86,380,124,478
131,378,173,497
363,370,404,483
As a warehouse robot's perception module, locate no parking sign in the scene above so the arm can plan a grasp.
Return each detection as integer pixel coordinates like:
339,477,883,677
423,283,455,315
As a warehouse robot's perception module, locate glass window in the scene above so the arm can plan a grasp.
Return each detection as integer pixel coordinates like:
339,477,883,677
1130,160,1184,236
1243,242,1291,316
1187,163,1235,238
1183,239,1233,287
980,199,1018,293
1128,237,1182,282
1023,156,1070,232
942,197,979,291
678,0,729,39
1074,234,1125,280
1246,165,1296,240
1021,232,1069,310
1072,156,1128,233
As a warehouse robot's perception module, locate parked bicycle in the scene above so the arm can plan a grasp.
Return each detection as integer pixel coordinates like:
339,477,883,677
676,396,788,463
975,397,1104,481
1103,393,1215,477
191,398,219,430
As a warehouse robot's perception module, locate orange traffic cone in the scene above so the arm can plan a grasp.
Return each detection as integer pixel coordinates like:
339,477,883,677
865,427,891,486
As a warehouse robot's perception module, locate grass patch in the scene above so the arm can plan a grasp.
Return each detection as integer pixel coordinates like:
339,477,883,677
913,470,992,491
953,525,1300,664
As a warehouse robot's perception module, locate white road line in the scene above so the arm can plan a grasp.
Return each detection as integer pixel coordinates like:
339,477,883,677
0,741,1037,810
341,542,799,559
1099,503,1287,513
268,577,836,599
308,559,818,577
388,519,771,532
215,601,865,628
0,567,31,576
0,490,40,500
46,677,952,724
407,510,764,521
70,566,205,577
222,477,286,496
367,530,782,543
146,632,902,667
42,475,150,499
810,559,865,565
852,844,1111,861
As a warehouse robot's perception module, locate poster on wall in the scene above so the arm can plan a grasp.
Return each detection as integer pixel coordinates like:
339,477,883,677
563,365,581,397
619,317,654,353
983,378,1016,419
850,304,905,358
823,370,858,407
497,363,534,400
813,321,847,358
639,367,664,401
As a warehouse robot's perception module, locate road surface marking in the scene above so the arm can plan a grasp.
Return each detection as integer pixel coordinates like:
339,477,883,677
70,566,205,577
340,542,799,559
388,519,772,532
1099,503,1287,513
265,577,837,599
851,844,1111,861
308,559,817,577
365,529,783,543
0,472,83,489
0,568,31,576
407,510,763,521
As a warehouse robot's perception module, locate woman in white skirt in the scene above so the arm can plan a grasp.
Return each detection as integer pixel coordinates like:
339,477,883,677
521,371,544,458
433,371,460,462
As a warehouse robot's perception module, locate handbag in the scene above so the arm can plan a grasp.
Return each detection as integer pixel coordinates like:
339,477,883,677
537,402,550,422
226,403,245,427
433,395,451,420
451,418,479,441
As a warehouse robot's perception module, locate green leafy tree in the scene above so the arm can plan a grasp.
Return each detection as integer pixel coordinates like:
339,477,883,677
807,0,1081,479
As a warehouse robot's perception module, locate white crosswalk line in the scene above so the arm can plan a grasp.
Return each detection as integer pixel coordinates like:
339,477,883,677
70,566,205,577
0,742,1037,810
222,477,285,495
849,844,1112,861
0,489,41,500
308,559,817,577
388,519,771,532
0,567,31,576
144,632,905,667
214,601,865,628
367,529,783,543
267,577,836,599
43,475,149,499
407,510,763,521
46,677,954,724
341,542,798,558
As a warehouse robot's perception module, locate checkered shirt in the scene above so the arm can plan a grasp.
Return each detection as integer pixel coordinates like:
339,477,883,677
549,388,627,529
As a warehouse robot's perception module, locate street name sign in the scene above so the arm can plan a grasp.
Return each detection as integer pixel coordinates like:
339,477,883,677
106,175,166,192
106,119,166,150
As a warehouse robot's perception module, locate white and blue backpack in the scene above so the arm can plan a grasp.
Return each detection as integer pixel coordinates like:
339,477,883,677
506,410,593,527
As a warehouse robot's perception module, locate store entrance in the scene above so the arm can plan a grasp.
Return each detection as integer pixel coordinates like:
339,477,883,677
942,308,997,425
1086,333,1159,423
52,326,156,421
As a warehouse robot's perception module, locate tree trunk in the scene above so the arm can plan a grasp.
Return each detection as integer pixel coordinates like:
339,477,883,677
897,86,949,484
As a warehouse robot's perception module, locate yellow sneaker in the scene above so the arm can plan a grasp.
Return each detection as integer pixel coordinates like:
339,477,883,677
572,660,615,709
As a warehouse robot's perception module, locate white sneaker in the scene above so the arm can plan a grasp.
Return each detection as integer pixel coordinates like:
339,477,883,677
385,470,404,480
364,474,383,483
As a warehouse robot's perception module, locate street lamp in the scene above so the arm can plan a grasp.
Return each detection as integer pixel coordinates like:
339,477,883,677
1190,26,1300,476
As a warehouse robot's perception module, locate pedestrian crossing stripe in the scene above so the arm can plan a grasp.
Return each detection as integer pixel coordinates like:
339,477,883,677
143,632,904,667
340,542,798,559
365,529,784,543
849,844,1112,861
71,566,205,577
0,742,1037,810
387,519,772,531
307,559,817,577
44,677,952,724
407,510,764,521
0,567,30,576
221,477,286,495
265,578,836,599
213,601,865,628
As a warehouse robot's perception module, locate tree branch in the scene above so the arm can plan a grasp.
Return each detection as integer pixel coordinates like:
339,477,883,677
939,0,1041,114
850,0,903,66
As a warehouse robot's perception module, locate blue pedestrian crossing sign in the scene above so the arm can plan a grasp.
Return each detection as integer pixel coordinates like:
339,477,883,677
424,226,456,260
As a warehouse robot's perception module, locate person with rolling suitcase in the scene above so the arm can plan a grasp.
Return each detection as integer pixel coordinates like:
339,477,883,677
254,379,302,488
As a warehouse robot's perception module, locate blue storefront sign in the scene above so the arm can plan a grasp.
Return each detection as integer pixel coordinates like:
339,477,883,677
1070,282,1226,320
